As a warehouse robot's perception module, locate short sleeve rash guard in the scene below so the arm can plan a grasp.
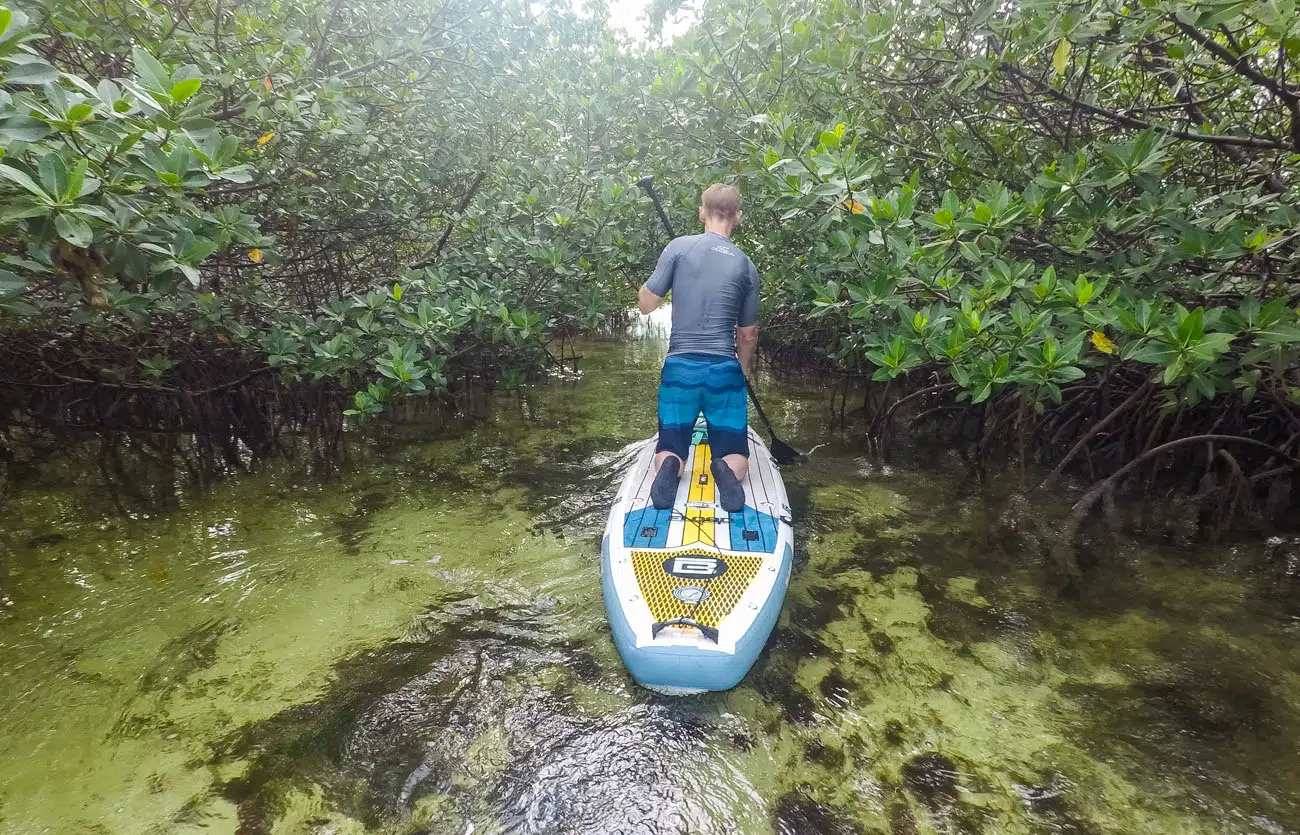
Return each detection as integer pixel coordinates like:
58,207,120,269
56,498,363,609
644,232,760,357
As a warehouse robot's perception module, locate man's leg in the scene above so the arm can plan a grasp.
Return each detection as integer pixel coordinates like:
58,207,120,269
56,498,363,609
654,450,681,470
650,453,682,510
720,452,749,481
651,357,698,509
702,358,749,512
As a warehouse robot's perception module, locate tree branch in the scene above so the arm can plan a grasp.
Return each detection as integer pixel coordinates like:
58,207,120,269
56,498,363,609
1173,19,1300,150
409,169,489,269
1000,65,1289,150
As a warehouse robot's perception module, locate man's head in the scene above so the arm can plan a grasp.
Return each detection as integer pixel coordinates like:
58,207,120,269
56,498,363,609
699,183,742,233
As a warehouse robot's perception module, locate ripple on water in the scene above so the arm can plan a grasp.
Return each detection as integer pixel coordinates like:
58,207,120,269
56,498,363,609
4,337,1300,835
216,597,773,835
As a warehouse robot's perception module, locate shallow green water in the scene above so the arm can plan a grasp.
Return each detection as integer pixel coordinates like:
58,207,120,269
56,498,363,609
3,326,1300,835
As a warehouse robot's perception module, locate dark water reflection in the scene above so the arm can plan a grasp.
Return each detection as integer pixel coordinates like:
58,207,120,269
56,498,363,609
2,312,1299,834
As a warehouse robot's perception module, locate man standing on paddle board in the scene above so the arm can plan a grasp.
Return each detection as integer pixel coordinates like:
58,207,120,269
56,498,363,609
636,183,759,514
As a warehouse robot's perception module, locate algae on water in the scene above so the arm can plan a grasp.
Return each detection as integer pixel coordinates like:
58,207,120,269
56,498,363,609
2,337,1299,835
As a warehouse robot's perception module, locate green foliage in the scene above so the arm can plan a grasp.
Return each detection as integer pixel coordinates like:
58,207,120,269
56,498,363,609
645,0,1300,414
0,7,264,306
752,132,1299,409
4,0,1297,426
0,0,659,415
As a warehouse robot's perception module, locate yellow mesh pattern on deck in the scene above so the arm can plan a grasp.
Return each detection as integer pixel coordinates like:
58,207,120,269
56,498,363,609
630,549,764,628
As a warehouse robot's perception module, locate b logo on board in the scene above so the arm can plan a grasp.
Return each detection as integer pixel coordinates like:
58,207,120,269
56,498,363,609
663,555,728,579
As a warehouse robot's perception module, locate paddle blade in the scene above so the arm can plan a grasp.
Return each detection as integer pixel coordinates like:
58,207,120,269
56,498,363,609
768,433,802,465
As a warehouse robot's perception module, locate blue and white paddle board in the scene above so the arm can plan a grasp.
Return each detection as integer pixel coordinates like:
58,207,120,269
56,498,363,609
601,420,794,694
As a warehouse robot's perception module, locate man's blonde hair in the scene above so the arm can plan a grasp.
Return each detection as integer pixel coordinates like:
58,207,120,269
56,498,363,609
701,183,741,220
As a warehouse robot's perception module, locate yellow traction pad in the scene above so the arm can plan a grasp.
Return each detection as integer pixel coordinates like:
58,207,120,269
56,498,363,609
630,548,764,628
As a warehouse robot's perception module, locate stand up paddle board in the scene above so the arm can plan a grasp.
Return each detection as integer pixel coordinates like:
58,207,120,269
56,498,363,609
601,419,794,694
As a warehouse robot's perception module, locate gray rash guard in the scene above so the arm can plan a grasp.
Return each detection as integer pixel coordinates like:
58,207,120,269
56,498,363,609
644,232,759,358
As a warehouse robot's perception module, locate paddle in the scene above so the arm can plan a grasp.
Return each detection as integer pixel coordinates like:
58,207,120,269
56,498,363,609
634,176,802,466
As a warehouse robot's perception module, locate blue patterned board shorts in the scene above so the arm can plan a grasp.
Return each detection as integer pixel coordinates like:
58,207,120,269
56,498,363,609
656,352,749,461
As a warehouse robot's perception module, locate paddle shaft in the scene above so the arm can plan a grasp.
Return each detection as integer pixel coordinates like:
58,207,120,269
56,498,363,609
743,374,779,439
635,176,678,239
634,176,798,462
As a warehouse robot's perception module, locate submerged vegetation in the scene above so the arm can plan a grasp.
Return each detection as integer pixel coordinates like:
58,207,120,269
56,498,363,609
3,338,1300,835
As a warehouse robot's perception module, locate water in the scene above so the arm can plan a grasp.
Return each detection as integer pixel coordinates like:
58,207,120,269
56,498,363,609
3,314,1299,834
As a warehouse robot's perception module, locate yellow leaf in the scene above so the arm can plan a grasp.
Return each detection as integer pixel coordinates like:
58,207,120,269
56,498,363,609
1091,330,1115,355
248,248,262,263
843,199,866,214
215,332,228,343
1053,38,1071,76
257,132,274,146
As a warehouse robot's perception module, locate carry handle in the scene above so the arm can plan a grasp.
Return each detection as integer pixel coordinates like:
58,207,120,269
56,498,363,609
652,618,719,643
